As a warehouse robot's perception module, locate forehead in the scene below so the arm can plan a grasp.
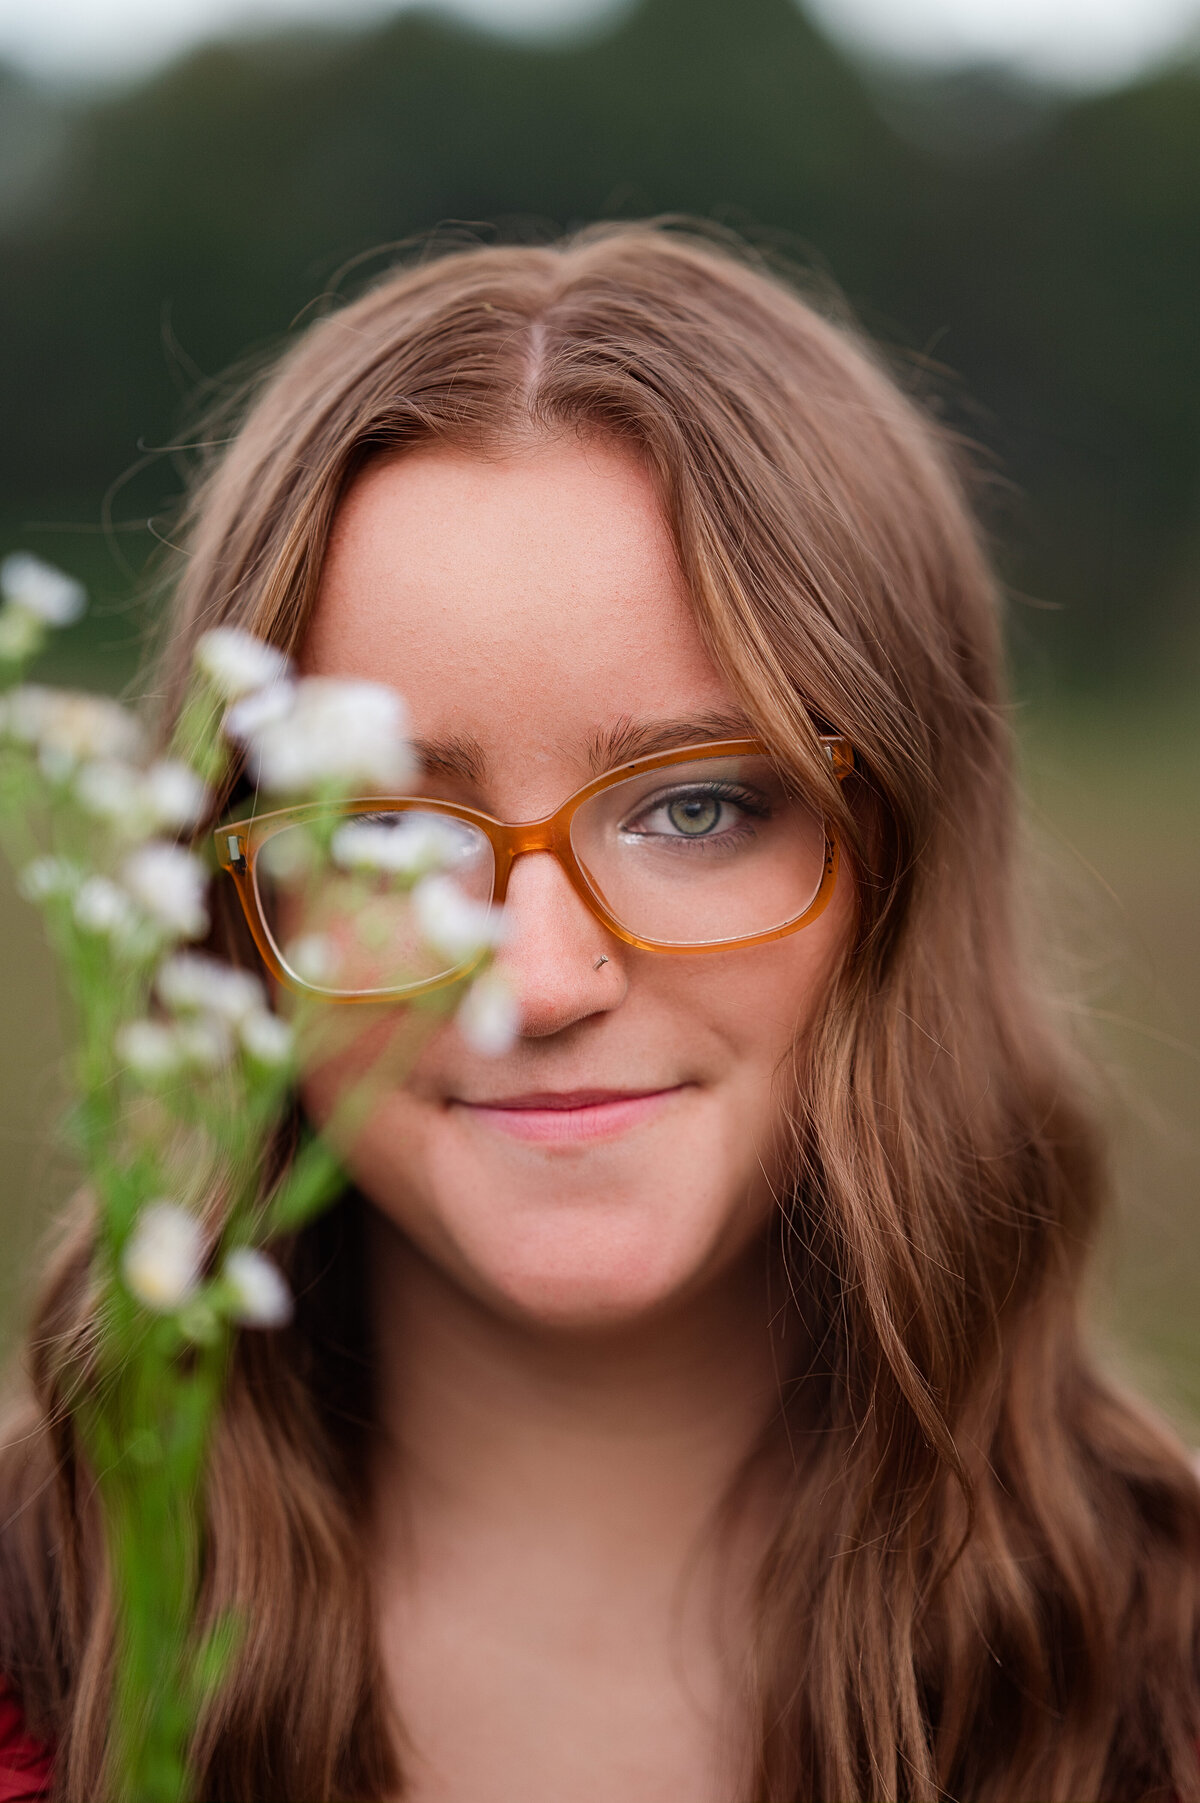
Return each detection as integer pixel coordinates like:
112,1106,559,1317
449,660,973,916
304,438,738,768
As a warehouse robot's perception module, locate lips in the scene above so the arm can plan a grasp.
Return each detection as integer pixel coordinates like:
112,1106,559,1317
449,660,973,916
467,1089,660,1110
452,1085,683,1143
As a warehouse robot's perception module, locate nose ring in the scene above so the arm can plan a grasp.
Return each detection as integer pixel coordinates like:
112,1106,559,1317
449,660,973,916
593,954,610,970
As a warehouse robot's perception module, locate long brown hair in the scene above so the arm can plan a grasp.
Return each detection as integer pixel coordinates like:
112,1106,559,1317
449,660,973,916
3,224,1198,1801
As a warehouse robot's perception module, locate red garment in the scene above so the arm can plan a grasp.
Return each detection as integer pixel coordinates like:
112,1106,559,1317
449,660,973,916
0,1683,52,1803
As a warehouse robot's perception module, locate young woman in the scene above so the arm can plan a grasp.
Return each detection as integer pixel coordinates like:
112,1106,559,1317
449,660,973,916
1,225,1198,1802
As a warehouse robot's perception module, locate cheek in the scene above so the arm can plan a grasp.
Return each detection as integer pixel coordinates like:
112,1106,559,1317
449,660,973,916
296,1002,444,1152
299,896,851,1327
680,922,843,1173
693,887,850,1075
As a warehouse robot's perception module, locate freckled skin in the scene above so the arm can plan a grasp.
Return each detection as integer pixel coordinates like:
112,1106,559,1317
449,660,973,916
301,437,853,1330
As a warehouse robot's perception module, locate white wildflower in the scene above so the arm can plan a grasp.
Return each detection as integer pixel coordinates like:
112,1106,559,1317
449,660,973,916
284,932,340,988
122,1202,204,1313
74,876,139,939
47,691,141,762
75,759,144,822
121,842,209,940
144,759,209,833
411,874,506,964
223,1247,293,1327
229,676,414,793
456,969,521,1056
76,753,206,835
0,607,43,662
175,1015,235,1072
18,855,83,902
4,686,143,767
0,553,86,626
157,951,264,1023
115,1019,182,1080
239,1009,294,1067
195,627,291,700
223,680,296,745
330,814,471,878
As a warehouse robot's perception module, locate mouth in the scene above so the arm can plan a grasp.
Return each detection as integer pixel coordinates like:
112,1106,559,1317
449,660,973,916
452,1086,686,1144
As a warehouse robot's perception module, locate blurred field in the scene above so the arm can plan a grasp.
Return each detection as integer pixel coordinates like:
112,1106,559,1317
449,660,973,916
1019,701,1200,1434
1,687,1196,1438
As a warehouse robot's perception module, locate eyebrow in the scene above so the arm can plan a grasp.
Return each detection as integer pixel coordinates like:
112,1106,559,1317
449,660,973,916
411,731,489,784
584,711,757,774
411,710,757,786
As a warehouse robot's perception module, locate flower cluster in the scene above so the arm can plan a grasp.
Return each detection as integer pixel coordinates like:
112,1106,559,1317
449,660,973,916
0,678,211,958
115,952,294,1081
0,567,524,1802
2,682,143,771
2,587,522,1345
0,553,86,662
198,624,518,1055
226,672,416,793
122,1203,292,1327
18,837,209,955
330,812,473,878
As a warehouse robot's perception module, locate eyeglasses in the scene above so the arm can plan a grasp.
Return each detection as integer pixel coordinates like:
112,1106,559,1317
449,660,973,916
215,736,853,1001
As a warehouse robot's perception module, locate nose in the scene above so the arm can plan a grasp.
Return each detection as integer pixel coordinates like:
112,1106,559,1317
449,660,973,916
494,851,625,1039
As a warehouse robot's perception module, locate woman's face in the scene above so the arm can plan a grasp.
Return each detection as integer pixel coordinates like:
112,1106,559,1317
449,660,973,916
301,438,852,1329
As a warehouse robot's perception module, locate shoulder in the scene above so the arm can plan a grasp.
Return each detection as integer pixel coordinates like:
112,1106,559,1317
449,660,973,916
0,1680,52,1803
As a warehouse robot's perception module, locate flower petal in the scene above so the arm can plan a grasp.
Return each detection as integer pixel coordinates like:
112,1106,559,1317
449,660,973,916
122,1203,203,1312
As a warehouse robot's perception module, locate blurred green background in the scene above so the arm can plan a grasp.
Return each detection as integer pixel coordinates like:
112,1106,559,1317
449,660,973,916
0,0,1196,1428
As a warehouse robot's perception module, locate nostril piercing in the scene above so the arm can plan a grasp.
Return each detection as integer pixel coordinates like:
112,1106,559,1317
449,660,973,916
593,954,610,970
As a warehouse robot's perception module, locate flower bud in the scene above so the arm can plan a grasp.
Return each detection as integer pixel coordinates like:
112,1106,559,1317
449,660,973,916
121,843,209,940
74,876,140,940
0,553,86,626
19,856,83,903
228,675,415,793
144,760,210,833
239,1010,294,1067
115,1018,183,1080
157,952,264,1023
222,1247,293,1328
411,874,506,964
122,1203,204,1313
457,969,521,1056
75,760,144,822
196,627,291,700
284,932,340,988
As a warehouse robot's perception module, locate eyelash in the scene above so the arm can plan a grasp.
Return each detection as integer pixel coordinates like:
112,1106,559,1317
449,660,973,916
340,782,780,844
624,781,771,837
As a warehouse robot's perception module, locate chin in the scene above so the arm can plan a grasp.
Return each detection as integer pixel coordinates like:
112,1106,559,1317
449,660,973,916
426,1164,770,1332
473,1230,711,1330
348,1091,777,1331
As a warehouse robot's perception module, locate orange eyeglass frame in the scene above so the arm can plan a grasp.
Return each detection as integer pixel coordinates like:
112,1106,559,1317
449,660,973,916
214,735,854,1002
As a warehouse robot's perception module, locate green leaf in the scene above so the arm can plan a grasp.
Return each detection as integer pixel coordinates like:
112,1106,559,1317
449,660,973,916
264,1135,344,1235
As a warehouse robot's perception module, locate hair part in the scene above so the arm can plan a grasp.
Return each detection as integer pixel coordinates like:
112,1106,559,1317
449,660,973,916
3,222,1199,1800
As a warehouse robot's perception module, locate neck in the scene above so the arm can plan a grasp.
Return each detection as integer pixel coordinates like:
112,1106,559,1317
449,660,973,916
364,1214,788,1581
363,1215,794,1801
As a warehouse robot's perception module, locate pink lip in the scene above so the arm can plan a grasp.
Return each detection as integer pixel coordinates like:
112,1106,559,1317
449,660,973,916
454,1087,683,1143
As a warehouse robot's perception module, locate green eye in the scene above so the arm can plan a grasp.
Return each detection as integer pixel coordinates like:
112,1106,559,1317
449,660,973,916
667,794,722,836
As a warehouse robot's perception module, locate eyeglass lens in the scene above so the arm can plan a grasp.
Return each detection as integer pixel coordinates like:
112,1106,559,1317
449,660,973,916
250,754,828,996
571,753,826,948
255,811,495,995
